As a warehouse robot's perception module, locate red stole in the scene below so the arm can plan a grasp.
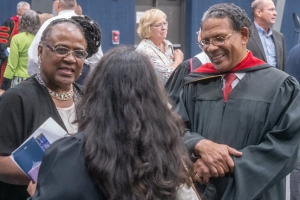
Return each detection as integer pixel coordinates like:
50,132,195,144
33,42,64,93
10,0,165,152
9,15,19,43
194,51,265,74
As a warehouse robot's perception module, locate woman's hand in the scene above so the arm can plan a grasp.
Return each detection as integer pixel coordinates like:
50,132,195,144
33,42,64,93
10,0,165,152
193,158,212,185
27,181,37,197
0,89,5,96
172,49,184,68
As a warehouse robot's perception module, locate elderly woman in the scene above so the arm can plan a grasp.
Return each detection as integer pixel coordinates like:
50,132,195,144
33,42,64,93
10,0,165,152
0,16,101,200
27,46,199,200
136,8,184,84
0,10,40,94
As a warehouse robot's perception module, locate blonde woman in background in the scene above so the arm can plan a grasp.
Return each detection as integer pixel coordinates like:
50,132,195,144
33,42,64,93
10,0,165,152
136,8,184,84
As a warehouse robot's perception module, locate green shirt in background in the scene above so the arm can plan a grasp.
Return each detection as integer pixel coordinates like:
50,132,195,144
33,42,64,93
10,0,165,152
4,32,34,79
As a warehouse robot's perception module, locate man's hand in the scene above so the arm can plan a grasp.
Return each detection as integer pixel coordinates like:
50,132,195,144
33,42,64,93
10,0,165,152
194,139,242,177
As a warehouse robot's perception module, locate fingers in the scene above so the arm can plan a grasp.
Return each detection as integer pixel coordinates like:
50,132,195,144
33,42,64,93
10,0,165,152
174,49,184,61
193,159,211,184
194,139,242,176
228,146,243,157
27,181,37,196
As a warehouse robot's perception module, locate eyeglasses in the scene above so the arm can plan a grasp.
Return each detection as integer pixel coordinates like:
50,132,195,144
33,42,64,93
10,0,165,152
197,31,236,49
265,8,276,12
44,43,88,60
151,22,168,28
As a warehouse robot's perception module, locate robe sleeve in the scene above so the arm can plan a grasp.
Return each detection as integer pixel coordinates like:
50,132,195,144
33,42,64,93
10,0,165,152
28,135,105,200
165,59,191,105
4,35,19,79
0,19,14,59
223,76,300,199
177,85,206,155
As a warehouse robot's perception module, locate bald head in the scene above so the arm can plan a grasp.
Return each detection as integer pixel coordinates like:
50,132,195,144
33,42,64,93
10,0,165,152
53,0,77,14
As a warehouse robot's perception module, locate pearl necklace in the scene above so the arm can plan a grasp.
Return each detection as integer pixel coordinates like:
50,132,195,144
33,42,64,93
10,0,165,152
46,85,74,101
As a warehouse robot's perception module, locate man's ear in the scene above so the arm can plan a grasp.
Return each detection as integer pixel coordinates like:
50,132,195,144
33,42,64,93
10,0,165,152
240,27,249,45
255,9,262,18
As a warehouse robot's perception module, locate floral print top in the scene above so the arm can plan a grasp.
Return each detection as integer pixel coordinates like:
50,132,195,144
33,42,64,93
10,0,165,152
136,39,175,83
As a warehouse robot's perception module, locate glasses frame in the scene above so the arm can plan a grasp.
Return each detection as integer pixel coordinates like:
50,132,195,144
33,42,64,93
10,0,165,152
151,21,168,28
44,43,88,60
198,30,236,49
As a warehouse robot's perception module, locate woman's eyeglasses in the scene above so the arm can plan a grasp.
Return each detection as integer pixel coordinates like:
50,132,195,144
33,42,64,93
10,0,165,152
44,43,88,60
151,22,168,28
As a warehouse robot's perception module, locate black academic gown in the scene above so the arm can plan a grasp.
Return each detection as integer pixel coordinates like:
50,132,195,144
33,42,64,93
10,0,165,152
0,76,84,200
28,132,106,200
165,57,202,105
178,64,300,200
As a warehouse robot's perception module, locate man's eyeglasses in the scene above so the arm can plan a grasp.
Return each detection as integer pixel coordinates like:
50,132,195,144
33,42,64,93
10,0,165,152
197,31,236,49
44,43,88,60
265,8,276,12
151,22,168,28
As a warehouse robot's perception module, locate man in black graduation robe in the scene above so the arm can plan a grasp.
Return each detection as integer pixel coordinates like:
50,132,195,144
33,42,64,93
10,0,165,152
177,3,300,200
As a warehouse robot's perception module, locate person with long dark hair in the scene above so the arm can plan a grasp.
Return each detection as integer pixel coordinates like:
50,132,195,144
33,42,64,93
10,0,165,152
27,46,198,200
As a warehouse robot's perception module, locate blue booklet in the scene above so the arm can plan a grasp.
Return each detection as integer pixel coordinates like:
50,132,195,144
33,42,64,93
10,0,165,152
12,137,46,174
10,117,67,182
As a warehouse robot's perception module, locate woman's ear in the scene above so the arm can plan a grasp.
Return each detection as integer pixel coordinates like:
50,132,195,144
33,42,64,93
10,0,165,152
38,44,43,66
38,44,43,58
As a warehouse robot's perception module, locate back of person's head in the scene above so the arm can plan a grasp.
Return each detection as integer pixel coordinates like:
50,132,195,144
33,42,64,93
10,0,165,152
137,8,166,39
40,15,101,58
59,0,77,10
78,46,192,200
38,13,54,25
18,10,40,35
202,3,252,38
17,1,30,16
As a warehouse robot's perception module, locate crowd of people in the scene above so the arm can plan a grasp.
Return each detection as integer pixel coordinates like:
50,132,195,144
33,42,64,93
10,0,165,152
0,0,300,200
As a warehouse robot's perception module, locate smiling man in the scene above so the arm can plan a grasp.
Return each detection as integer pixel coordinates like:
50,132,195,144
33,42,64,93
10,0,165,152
177,3,300,200
247,0,286,70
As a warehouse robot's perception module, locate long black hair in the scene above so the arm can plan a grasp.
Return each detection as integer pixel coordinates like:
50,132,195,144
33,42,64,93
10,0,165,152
77,46,192,200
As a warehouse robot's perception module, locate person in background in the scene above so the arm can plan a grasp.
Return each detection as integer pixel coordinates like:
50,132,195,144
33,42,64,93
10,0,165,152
27,0,103,79
0,16,101,200
136,8,184,84
165,28,210,105
247,0,286,70
177,3,300,199
38,13,54,25
0,10,40,95
285,44,300,200
0,1,30,86
75,4,82,15
73,3,94,85
26,46,198,200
